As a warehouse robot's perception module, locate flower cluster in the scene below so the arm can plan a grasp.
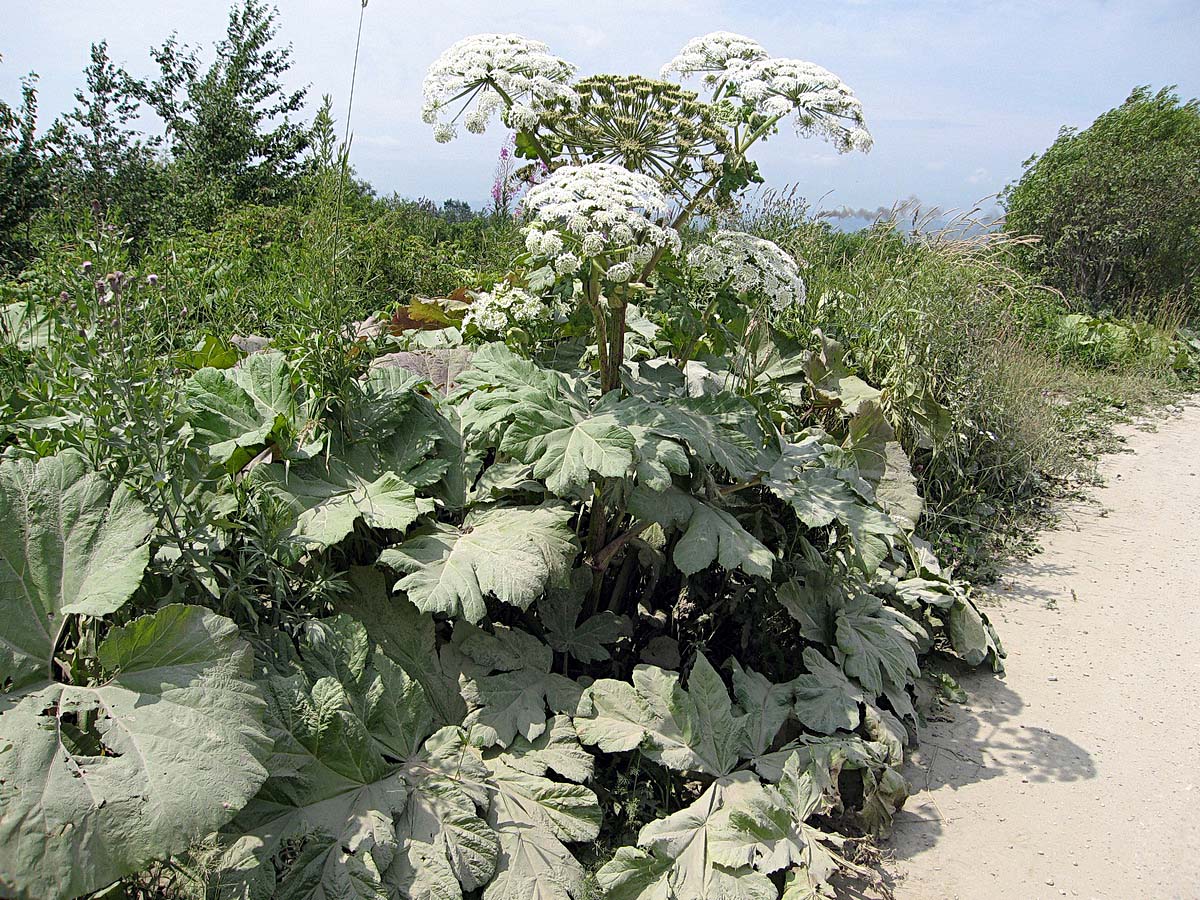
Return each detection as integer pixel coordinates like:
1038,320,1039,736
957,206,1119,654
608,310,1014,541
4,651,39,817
660,31,768,82
537,75,732,189
662,33,872,153
727,57,872,152
463,282,554,334
522,163,681,282
687,230,807,309
421,34,576,142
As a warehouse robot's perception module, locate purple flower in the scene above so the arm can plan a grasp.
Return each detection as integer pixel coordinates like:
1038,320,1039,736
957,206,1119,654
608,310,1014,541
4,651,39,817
147,274,159,287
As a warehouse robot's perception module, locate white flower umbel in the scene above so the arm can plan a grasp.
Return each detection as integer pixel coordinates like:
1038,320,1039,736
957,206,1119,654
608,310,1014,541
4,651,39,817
463,282,553,335
422,34,576,141
727,57,872,152
688,230,807,309
663,34,872,153
660,32,768,82
522,163,681,282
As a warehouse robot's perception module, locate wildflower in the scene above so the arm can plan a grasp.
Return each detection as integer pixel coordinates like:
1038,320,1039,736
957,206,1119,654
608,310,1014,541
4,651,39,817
660,32,768,81
688,230,807,309
81,261,93,275
421,34,576,141
662,34,872,153
554,252,581,275
463,282,554,334
147,274,159,287
725,57,872,152
522,163,680,271
536,75,733,190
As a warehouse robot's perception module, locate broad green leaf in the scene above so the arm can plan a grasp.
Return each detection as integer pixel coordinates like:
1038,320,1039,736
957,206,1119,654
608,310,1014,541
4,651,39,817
730,659,794,758
480,748,601,900
259,461,432,549
454,344,582,447
841,401,894,484
503,413,636,496
576,655,743,777
627,486,773,579
803,331,881,415
455,625,582,747
0,301,52,350
751,733,892,783
335,566,466,726
499,715,594,784
594,847,673,900
639,394,764,480
382,505,579,623
790,648,863,735
0,605,270,900
0,452,155,694
834,595,920,696
219,618,469,900
766,437,898,574
876,442,923,532
537,577,629,663
636,776,777,900
183,351,299,463
776,570,839,646
388,728,498,897
709,755,845,893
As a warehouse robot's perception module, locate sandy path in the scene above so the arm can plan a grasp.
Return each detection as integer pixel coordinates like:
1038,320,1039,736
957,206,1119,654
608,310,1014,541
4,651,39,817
887,401,1200,900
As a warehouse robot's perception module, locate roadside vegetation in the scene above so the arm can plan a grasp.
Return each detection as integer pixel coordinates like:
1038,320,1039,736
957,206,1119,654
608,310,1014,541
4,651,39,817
0,4,1195,899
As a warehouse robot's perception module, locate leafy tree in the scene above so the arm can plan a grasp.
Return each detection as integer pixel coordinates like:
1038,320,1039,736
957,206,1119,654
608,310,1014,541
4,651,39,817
1003,86,1200,314
143,0,314,215
0,55,48,271
43,41,163,241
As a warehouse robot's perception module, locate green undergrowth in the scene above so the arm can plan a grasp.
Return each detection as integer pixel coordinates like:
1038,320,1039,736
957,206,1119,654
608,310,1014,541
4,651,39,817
731,197,1197,579
1,45,1196,900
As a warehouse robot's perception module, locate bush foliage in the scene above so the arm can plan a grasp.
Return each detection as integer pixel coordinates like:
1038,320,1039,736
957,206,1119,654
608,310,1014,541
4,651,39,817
1004,85,1200,317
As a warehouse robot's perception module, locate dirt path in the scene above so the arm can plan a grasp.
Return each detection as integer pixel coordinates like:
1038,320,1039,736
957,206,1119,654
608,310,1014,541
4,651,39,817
887,401,1200,900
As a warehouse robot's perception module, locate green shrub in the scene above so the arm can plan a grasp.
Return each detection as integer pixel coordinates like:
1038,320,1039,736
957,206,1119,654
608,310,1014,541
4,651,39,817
1003,85,1200,318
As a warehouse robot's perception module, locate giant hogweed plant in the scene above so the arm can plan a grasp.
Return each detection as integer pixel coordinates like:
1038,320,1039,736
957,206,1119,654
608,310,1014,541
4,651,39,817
0,31,1002,900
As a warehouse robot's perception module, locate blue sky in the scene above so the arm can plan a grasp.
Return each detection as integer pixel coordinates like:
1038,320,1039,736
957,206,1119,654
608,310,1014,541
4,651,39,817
4,1,1198,221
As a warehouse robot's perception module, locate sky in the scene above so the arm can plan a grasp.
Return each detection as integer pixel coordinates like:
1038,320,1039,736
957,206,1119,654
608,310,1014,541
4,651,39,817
3,1,1199,224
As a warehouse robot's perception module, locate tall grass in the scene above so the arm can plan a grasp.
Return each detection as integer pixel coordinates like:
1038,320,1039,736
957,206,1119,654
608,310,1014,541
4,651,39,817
737,190,1189,577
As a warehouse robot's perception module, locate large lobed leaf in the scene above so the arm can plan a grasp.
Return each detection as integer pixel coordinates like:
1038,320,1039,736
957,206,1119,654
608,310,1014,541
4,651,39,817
183,351,302,465
381,504,580,623
0,451,156,694
0,605,271,900
627,486,773,579
576,654,743,778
